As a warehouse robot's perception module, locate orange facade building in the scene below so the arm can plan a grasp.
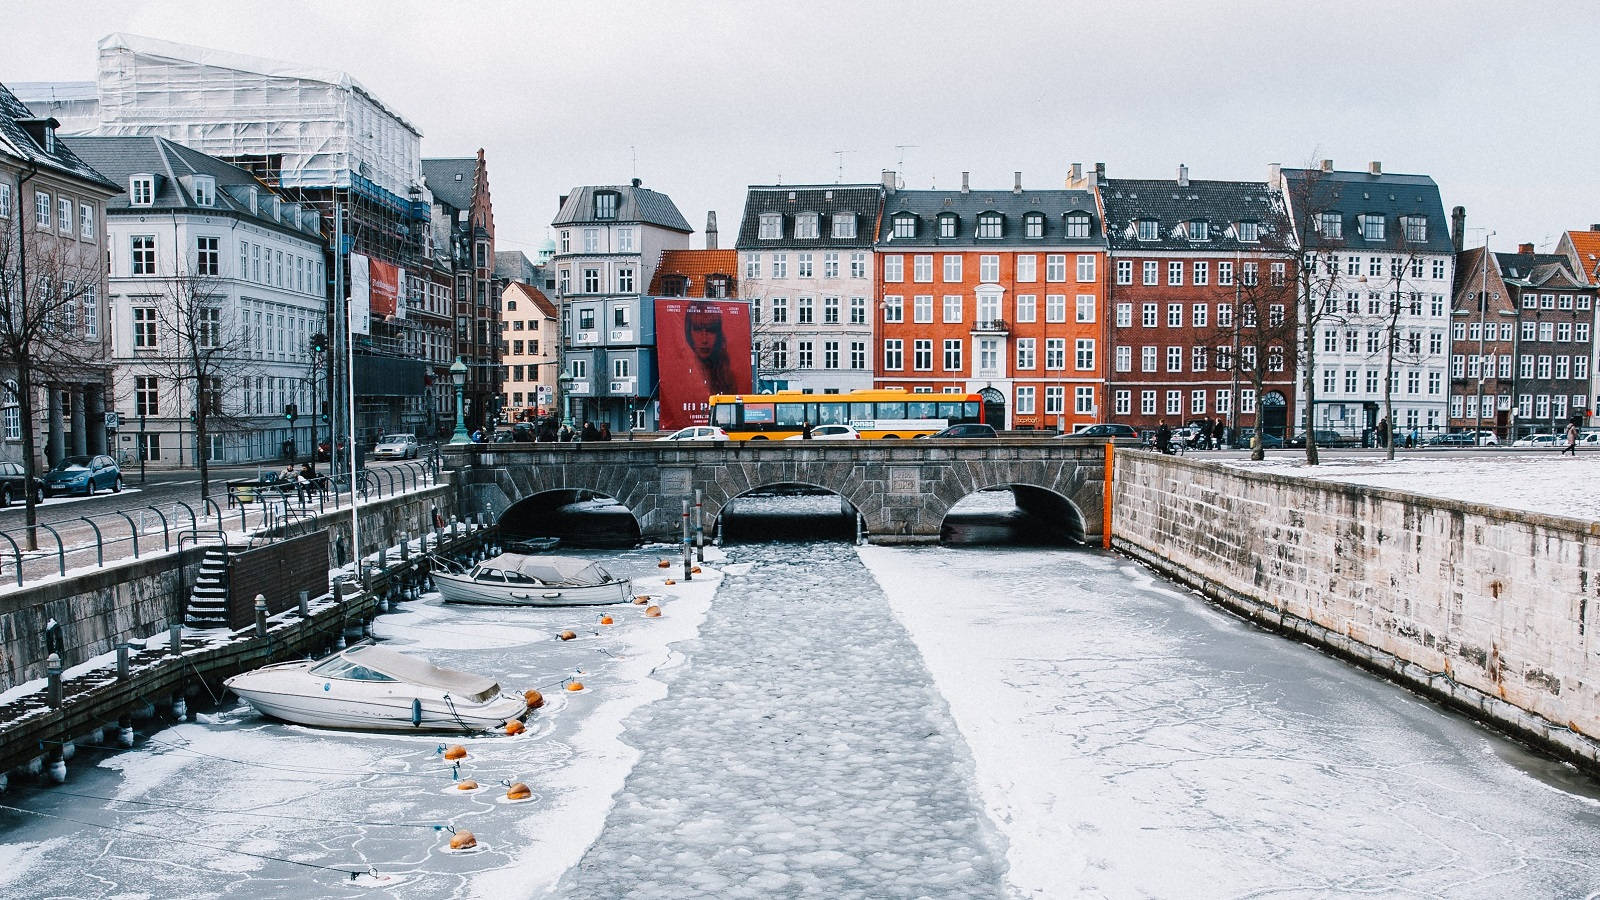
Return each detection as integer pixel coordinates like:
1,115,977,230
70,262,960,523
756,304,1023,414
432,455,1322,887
872,174,1108,430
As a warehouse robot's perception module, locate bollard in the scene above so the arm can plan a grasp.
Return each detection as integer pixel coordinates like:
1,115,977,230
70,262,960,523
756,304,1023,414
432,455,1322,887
254,594,268,638
378,545,387,571
172,693,188,721
168,624,182,657
681,500,692,582
117,714,134,747
47,746,65,784
400,532,410,562
694,489,705,563
298,590,310,619
116,644,130,680
46,653,62,709
451,517,459,540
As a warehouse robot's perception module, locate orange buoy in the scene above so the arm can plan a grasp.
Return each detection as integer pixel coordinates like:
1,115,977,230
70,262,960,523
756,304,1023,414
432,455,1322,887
663,578,676,586
691,566,702,574
656,559,670,568
644,605,662,618
558,630,576,641
457,779,479,791
506,782,532,800
443,744,467,760
524,689,544,710
565,681,584,692
449,830,477,850
599,615,614,625
504,719,525,735
633,595,650,605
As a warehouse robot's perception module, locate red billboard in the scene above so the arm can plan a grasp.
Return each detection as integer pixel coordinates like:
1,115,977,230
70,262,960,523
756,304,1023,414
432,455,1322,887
369,258,400,318
654,298,752,430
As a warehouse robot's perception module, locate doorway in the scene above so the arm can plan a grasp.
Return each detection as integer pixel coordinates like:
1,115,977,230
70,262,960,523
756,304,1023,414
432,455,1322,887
980,387,1006,431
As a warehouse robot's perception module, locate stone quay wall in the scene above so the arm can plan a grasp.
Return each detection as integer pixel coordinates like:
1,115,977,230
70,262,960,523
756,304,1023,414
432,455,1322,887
1111,452,1600,769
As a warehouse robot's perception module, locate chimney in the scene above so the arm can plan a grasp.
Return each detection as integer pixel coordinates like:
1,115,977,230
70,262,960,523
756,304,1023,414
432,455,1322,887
1450,206,1466,252
1013,171,1023,194
1177,164,1189,187
631,177,641,188
705,211,718,250
1591,224,1600,232
1070,162,1082,183
1320,159,1334,173
1094,162,1105,180
1518,242,1534,255
960,171,970,194
559,194,568,210
1368,161,1382,176
1267,162,1281,189
882,169,896,193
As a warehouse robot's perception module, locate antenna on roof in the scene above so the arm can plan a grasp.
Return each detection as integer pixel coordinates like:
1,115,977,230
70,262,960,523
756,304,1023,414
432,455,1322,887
629,145,638,181
833,150,855,184
894,145,917,190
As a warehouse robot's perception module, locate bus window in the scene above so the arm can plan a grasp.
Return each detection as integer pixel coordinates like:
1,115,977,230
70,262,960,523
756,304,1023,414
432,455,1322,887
712,404,736,426
937,402,962,420
963,401,980,421
876,402,906,419
907,400,938,420
816,402,847,425
850,402,875,421
776,403,808,425
744,403,775,424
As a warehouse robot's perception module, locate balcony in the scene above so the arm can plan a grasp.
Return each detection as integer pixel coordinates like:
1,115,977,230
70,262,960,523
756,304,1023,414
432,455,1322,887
971,318,1010,334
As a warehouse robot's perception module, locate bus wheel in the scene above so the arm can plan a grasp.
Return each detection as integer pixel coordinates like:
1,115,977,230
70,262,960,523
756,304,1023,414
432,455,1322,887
913,434,928,439
751,435,769,440
882,435,900,440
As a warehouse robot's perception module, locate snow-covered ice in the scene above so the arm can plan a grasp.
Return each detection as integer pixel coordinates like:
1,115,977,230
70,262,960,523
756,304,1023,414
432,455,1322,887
1224,452,1600,521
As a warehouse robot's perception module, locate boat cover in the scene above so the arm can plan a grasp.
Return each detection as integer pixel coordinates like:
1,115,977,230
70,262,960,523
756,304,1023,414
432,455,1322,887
343,645,500,703
478,554,616,586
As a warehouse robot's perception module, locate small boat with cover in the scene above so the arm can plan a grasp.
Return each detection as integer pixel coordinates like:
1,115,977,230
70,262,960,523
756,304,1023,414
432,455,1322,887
434,553,631,606
224,644,529,732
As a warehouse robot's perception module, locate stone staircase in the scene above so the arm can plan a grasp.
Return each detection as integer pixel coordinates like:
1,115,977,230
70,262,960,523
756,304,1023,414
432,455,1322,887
184,546,241,629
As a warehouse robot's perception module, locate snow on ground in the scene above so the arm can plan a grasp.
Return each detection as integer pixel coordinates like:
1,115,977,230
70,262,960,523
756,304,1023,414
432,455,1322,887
862,544,1600,898
1223,452,1600,521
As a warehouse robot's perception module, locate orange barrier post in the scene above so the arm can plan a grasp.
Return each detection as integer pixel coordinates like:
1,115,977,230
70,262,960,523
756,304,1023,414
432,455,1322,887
1102,442,1115,549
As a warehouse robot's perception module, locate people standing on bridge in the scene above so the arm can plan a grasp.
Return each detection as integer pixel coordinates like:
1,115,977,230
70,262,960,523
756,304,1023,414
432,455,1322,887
558,423,574,442
1155,422,1172,454
1377,417,1390,448
1563,421,1579,455
581,420,601,442
598,423,612,441
802,420,814,440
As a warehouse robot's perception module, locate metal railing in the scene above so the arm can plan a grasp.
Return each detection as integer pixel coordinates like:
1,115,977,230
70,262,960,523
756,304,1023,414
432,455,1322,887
0,460,441,590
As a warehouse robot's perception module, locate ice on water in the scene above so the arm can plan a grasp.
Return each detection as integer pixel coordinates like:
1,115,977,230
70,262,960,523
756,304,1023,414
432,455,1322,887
554,543,1007,899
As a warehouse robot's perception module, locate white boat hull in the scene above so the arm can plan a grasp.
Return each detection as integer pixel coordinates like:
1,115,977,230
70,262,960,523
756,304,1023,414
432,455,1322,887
224,661,528,733
434,571,631,606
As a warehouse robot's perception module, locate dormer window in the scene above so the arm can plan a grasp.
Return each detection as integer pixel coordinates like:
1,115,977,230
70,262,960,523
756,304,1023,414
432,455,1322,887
976,213,1003,239
1136,219,1159,241
706,275,730,298
795,213,820,239
192,176,215,207
1401,215,1427,243
1237,221,1261,243
1064,212,1090,239
938,213,959,238
1025,212,1045,239
18,118,58,154
1317,212,1343,239
1187,220,1209,242
593,191,619,220
1359,214,1385,241
830,213,856,239
892,213,916,239
758,213,782,240
130,175,155,207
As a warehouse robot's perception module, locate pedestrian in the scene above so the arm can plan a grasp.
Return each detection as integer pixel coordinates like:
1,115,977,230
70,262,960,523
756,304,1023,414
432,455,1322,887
558,423,574,442
598,423,612,441
581,420,601,442
802,420,814,440
1377,416,1390,448
1563,421,1579,456
1156,421,1172,455
1409,427,1419,449
470,428,483,443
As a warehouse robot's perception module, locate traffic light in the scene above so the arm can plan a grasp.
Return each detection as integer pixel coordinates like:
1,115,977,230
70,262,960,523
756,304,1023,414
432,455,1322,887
310,333,328,354
284,403,298,423
188,409,197,424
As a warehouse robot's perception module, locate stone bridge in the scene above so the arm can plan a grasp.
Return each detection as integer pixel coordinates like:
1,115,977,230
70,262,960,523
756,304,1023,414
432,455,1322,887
443,438,1116,544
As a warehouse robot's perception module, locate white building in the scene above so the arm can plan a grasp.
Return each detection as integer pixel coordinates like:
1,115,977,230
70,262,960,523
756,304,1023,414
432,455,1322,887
1279,162,1456,439
68,136,326,466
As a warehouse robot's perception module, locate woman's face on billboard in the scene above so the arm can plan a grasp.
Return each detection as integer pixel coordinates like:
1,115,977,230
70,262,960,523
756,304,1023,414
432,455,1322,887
688,311,721,358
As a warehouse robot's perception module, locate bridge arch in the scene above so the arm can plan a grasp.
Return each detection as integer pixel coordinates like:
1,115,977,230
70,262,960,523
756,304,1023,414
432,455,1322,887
717,482,864,543
497,488,642,547
941,483,1088,546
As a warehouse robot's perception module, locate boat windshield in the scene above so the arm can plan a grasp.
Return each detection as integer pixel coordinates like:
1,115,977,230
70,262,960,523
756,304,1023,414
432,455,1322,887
310,657,398,681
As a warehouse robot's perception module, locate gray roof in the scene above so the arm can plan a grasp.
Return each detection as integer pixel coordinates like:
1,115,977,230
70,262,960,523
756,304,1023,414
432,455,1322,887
0,80,118,191
734,185,883,250
551,183,691,232
875,188,1104,247
1281,168,1455,254
1100,178,1284,251
1494,252,1589,290
64,135,321,239
421,157,475,211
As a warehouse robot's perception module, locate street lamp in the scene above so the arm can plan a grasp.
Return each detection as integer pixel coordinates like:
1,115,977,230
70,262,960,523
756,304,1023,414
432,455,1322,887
448,357,469,444
558,369,574,429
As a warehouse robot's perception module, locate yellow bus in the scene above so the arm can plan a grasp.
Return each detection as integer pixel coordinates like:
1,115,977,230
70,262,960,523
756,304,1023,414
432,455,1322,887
708,389,985,440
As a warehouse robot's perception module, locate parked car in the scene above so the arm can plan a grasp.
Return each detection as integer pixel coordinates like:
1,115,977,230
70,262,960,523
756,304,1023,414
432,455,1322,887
1287,429,1353,448
372,433,419,459
1579,431,1600,446
1464,430,1499,446
0,461,45,507
784,424,861,440
656,426,729,441
930,423,998,439
1233,428,1284,449
1424,433,1475,448
316,437,350,462
43,454,122,496
491,424,536,444
1068,423,1140,439
1513,433,1559,448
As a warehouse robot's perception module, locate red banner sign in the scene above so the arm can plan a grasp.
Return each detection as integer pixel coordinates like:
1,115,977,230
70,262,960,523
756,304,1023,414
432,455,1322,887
369,258,400,318
654,299,751,430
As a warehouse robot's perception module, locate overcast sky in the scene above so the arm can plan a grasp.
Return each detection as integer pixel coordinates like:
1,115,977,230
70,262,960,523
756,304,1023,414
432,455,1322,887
6,0,1596,257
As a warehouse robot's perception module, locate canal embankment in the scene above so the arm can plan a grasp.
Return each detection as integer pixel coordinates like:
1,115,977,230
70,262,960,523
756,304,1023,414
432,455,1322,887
1110,451,1600,771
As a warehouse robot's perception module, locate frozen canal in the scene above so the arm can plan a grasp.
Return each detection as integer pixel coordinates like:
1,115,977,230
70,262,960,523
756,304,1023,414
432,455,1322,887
1,537,1599,897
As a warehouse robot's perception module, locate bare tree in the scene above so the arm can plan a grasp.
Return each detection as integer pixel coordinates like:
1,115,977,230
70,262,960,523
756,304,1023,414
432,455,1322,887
1371,247,1435,459
0,208,105,547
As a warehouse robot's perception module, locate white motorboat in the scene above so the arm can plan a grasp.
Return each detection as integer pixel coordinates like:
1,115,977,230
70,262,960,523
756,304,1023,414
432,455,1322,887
434,553,631,606
224,644,529,732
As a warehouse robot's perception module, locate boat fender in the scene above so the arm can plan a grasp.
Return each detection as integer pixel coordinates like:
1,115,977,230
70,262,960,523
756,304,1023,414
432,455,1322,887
691,566,702,574
448,830,477,850
599,615,614,626
506,782,532,800
504,719,525,735
657,559,671,568
663,578,676,586
542,592,562,600
633,595,650,605
524,689,544,709
456,779,479,791
565,681,584,692
412,698,422,727
558,630,577,641
645,605,662,618
443,744,468,760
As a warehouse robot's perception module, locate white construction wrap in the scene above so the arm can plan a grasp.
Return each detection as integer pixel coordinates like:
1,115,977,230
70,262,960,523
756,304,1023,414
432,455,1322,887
349,252,370,335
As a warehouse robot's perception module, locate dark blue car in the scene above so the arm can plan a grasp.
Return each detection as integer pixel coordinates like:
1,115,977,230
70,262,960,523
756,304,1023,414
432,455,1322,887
43,454,122,496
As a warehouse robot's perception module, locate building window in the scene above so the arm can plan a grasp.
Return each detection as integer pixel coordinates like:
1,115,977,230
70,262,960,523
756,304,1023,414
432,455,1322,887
1116,302,1132,327
1026,213,1046,239
1167,346,1183,372
1017,386,1036,414
133,376,159,416
1142,261,1158,285
1046,255,1066,282
1167,303,1183,328
34,191,50,229
1076,295,1095,323
824,296,840,323
1218,261,1234,285
883,339,903,370
1116,260,1132,285
798,297,814,323
582,268,600,293
1046,295,1066,323
0,183,10,219
798,341,814,369
129,176,154,207
1115,346,1131,372
583,228,600,252
943,255,962,282
1075,386,1094,415
1137,220,1159,241
132,235,157,275
1237,221,1260,242
195,236,219,276
1017,255,1037,282
746,256,761,279
1360,215,1385,241
883,296,903,322
977,213,1003,238
1076,255,1095,282
937,214,958,238
1193,261,1208,285
1016,295,1036,323
851,341,866,369
1168,260,1183,286
892,214,916,239
77,203,94,241
1016,339,1036,370
1142,303,1157,328
198,306,221,348
1075,339,1095,370
1045,338,1066,370
1187,220,1209,242
939,294,961,324
824,252,840,278
1046,386,1065,415
1317,212,1342,238
883,255,903,282
850,252,867,278
831,214,856,238
943,339,963,371
133,307,158,349
913,339,932,370
979,255,999,282
593,191,618,219
1065,213,1090,239
759,213,782,240
795,213,820,239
